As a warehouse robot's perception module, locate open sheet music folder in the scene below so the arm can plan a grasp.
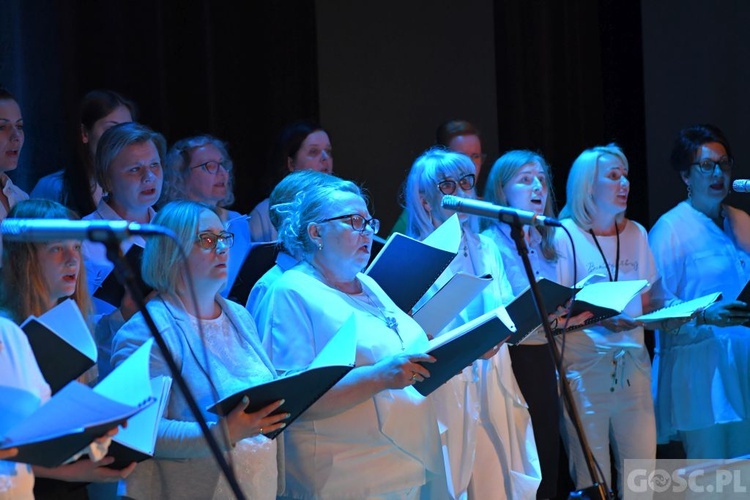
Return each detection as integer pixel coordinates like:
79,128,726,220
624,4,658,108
108,375,173,469
635,292,722,325
412,305,515,397
20,299,97,394
410,272,493,338
0,339,156,468
207,313,358,439
501,276,649,343
365,214,461,313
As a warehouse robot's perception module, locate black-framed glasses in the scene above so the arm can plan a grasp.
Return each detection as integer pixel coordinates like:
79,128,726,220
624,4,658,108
191,160,229,174
690,157,733,174
437,173,476,195
319,214,380,235
195,231,235,250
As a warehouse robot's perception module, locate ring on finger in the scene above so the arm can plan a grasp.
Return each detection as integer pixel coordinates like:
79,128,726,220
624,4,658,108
259,427,264,435
410,373,417,382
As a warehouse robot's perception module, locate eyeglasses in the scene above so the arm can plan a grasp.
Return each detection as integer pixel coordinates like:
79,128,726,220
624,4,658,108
437,173,476,195
195,231,235,250
690,157,733,174
319,214,380,235
191,160,229,174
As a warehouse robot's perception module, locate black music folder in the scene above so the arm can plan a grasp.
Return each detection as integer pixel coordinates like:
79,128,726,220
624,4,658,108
207,314,357,439
413,305,515,397
93,245,152,307
365,214,461,314
226,241,281,305
0,339,156,468
20,299,97,394
504,276,648,344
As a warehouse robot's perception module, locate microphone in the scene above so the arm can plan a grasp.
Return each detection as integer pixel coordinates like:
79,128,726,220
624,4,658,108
441,195,562,227
0,219,175,243
733,179,750,193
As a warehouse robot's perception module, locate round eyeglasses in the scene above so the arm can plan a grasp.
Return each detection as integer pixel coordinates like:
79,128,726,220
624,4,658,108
195,231,235,250
191,160,229,174
319,214,380,235
690,157,733,175
437,173,476,195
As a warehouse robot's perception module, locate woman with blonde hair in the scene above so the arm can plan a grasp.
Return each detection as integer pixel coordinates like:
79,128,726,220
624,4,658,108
1,198,135,499
481,149,563,499
555,144,672,497
111,200,287,499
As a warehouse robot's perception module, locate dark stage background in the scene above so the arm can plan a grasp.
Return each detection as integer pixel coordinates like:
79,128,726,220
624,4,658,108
3,1,749,230
3,2,750,495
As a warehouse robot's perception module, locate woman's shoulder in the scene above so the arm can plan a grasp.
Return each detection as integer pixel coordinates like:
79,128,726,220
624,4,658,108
29,170,64,200
724,203,750,222
218,295,254,319
266,266,319,296
249,198,270,215
624,217,648,235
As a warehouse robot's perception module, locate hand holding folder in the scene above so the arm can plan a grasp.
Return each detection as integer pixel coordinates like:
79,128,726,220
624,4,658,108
207,314,358,439
409,305,515,396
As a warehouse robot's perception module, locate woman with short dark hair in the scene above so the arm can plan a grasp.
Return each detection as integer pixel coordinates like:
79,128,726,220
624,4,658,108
650,124,750,459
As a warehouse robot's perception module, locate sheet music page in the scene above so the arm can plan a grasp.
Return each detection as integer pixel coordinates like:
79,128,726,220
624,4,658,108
422,213,462,253
28,298,97,362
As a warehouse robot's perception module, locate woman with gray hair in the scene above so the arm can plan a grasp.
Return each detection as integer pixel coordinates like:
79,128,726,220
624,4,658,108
555,143,673,497
403,146,539,499
111,200,287,499
253,178,446,499
161,134,251,297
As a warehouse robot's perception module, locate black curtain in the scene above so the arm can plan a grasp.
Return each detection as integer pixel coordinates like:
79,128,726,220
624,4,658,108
493,0,648,226
7,0,319,215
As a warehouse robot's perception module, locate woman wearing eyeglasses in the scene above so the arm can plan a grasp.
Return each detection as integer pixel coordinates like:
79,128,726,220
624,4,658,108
253,176,447,499
403,146,540,499
110,200,288,499
162,134,251,299
649,124,750,460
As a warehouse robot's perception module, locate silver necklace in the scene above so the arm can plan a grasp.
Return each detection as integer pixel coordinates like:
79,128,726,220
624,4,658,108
350,291,404,350
307,261,404,349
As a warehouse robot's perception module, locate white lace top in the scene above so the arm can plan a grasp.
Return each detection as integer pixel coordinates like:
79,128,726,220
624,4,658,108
186,312,278,500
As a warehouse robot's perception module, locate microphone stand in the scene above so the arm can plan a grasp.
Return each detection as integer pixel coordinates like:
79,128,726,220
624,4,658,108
507,222,611,500
101,238,246,500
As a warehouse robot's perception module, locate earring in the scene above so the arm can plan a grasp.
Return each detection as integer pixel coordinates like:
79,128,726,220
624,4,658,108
317,242,323,251
687,184,692,199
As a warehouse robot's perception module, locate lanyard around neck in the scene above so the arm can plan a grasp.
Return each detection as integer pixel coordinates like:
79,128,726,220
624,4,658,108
588,222,621,282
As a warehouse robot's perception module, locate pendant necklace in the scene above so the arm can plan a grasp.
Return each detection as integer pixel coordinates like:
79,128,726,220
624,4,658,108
353,291,404,351
589,222,620,282
308,261,404,349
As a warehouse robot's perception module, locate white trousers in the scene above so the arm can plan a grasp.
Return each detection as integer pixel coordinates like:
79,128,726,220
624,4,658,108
560,347,656,498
